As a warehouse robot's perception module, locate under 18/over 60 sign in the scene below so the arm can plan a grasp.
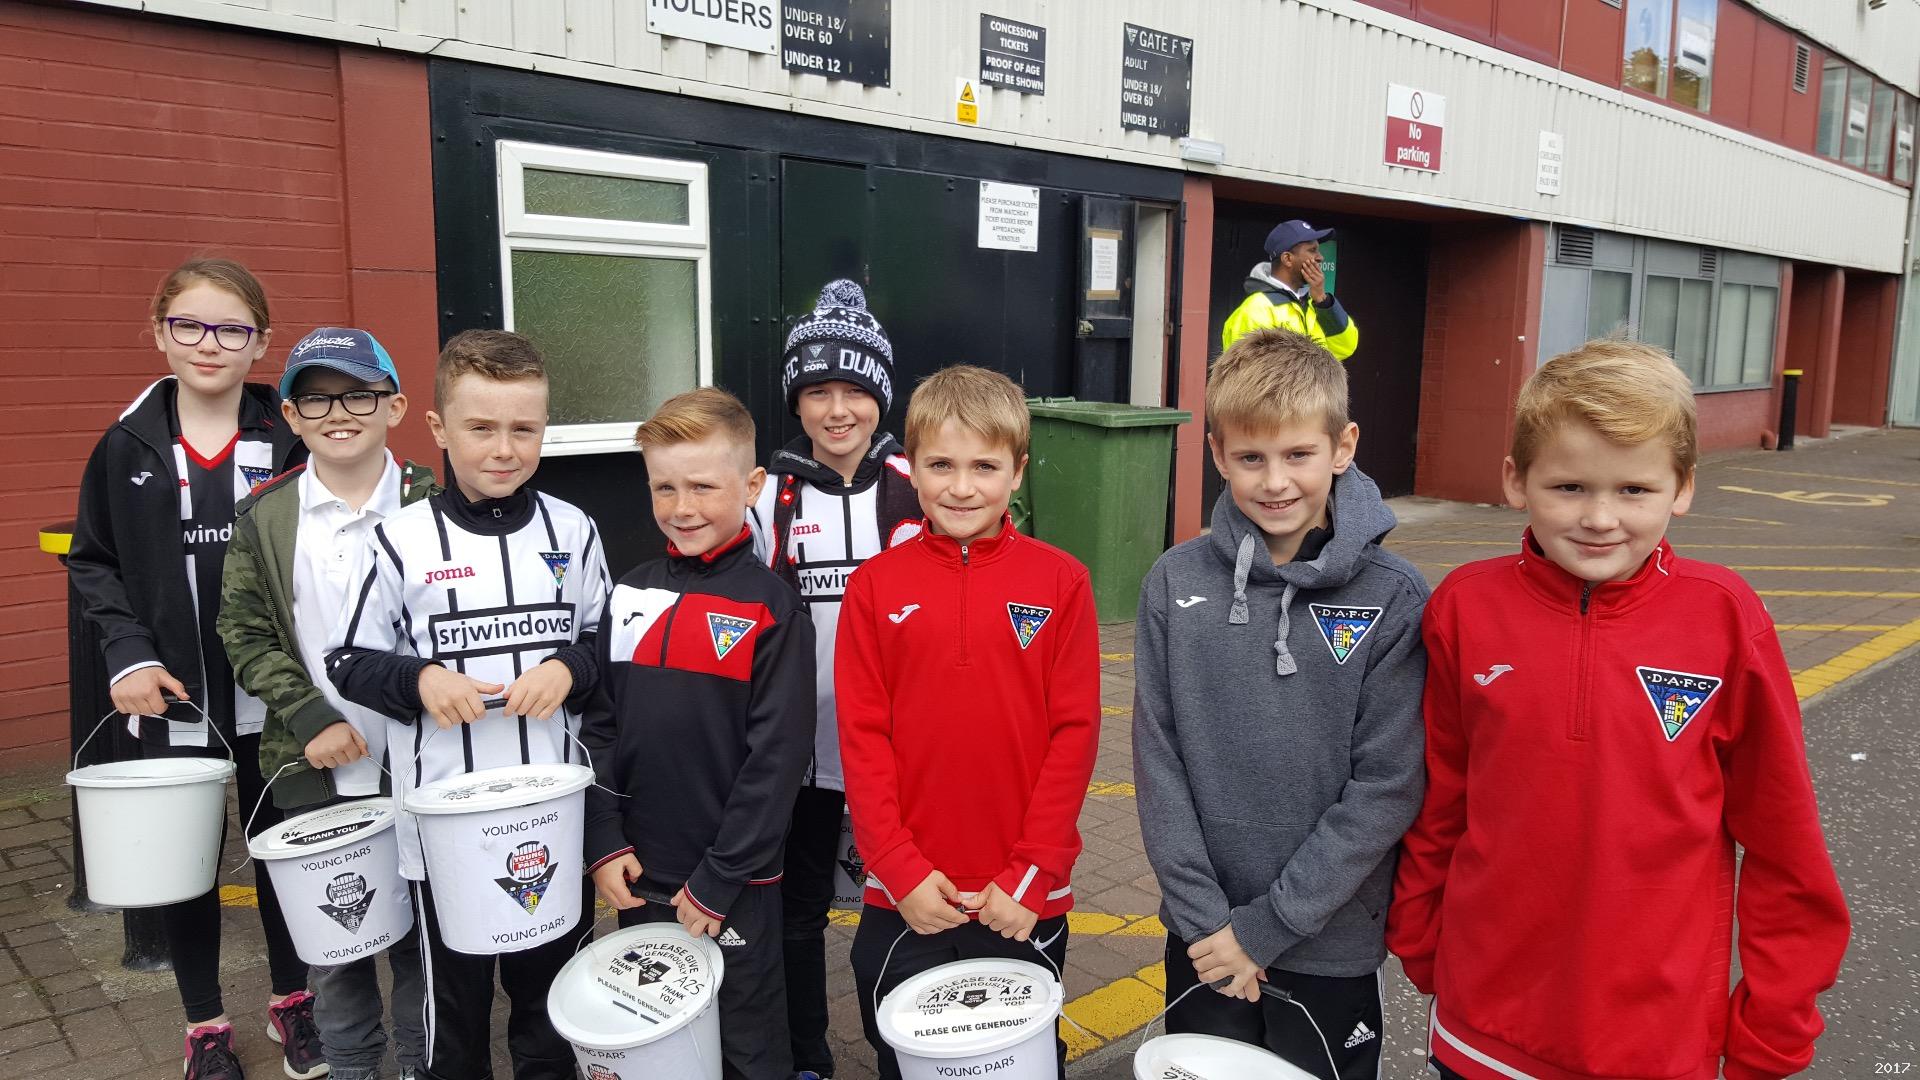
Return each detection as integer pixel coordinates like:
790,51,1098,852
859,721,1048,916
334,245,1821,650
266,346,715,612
1385,83,1445,173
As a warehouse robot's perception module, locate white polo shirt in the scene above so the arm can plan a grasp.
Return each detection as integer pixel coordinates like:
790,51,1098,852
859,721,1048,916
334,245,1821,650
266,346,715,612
291,453,403,796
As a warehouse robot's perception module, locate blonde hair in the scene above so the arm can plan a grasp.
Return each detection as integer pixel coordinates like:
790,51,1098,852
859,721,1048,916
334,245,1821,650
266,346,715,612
635,386,757,468
1206,328,1348,437
1512,338,1697,480
904,365,1030,461
151,256,271,330
436,329,546,411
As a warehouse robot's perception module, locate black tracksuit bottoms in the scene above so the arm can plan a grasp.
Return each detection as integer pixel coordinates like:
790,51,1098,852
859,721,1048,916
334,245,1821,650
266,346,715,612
1163,933,1385,1080
619,881,789,1080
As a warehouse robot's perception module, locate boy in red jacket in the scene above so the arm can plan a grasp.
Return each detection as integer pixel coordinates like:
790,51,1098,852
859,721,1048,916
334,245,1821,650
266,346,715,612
836,365,1100,1080
1388,340,1849,1080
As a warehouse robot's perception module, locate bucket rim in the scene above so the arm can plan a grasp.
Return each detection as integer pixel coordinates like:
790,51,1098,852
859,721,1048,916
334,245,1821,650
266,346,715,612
1134,1032,1317,1078
247,797,399,861
404,762,594,815
876,957,1062,1059
547,924,725,1050
67,757,236,789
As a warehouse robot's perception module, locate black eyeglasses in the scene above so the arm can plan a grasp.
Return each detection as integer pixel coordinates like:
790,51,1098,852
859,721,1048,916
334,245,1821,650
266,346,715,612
165,317,259,351
290,390,395,419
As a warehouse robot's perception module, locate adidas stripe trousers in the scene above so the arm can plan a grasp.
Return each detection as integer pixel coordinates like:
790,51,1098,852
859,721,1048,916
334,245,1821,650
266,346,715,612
1163,934,1384,1080
618,881,788,1079
413,879,594,1080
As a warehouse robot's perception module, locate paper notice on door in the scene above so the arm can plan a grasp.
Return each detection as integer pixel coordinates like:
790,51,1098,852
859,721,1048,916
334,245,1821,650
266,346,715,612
1088,233,1120,299
978,182,1039,252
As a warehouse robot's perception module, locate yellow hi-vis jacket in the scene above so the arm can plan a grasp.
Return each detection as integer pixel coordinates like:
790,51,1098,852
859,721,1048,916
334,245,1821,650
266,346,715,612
1221,264,1359,360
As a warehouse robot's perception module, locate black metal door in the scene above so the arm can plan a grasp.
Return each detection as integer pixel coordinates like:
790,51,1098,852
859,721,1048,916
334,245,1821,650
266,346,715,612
1074,196,1135,403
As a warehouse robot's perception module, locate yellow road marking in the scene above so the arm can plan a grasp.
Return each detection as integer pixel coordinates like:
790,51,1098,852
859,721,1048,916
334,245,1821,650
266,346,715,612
1758,589,1920,599
219,885,256,907
1793,617,1920,700
1775,624,1900,632
1101,705,1131,717
1063,961,1167,1060
1088,781,1137,797
1724,465,1920,489
1731,565,1920,573
1101,652,1135,662
1719,486,1893,508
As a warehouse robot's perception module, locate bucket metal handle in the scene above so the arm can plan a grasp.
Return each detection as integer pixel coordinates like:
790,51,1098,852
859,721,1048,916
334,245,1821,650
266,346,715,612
72,693,235,773
402,698,627,800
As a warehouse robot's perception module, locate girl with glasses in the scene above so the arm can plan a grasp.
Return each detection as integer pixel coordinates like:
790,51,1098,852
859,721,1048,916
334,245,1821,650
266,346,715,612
68,257,318,1080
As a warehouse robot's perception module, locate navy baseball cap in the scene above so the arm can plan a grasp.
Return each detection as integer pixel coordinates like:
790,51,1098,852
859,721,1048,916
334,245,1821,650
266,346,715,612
280,327,401,398
1264,219,1334,259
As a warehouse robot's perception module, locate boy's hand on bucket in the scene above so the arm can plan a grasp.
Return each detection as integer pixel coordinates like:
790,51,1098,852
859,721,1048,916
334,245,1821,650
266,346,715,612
591,855,646,910
304,722,368,769
110,666,188,717
418,665,505,729
1188,926,1265,1002
899,872,971,935
671,888,723,938
962,883,1038,942
503,659,573,721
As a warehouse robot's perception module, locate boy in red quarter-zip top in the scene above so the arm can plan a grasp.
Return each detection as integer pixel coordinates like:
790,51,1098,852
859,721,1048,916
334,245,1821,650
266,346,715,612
1387,340,1850,1080
836,365,1101,1080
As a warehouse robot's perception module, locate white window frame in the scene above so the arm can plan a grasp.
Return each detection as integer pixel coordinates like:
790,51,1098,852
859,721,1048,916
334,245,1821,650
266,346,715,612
497,140,713,456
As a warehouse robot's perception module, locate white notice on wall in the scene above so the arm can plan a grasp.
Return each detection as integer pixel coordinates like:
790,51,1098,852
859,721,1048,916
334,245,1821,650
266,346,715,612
978,182,1039,252
648,0,778,55
1089,236,1120,293
1536,131,1564,196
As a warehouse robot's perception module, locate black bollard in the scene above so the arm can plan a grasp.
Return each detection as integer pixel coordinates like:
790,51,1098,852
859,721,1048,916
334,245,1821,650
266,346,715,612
47,523,172,971
1777,369,1802,452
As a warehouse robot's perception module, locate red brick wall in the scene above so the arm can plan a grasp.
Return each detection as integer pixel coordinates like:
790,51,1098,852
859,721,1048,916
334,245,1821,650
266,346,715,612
1831,274,1897,427
1172,176,1214,545
0,3,436,755
1414,220,1546,505
1696,390,1774,452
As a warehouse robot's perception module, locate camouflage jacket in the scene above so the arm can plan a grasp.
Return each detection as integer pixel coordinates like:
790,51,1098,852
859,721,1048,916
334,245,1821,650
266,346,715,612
218,460,440,810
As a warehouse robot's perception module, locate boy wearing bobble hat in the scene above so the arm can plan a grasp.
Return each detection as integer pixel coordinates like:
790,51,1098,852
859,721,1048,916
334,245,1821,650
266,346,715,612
748,279,921,1079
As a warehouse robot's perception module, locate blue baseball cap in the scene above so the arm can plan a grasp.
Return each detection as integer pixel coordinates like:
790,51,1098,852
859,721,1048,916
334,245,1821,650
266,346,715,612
280,327,401,398
1263,219,1334,259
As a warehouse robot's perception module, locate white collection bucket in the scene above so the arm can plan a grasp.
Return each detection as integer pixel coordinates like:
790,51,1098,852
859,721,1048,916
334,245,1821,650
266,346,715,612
404,762,593,955
1133,1033,1318,1080
247,799,411,966
829,809,865,911
67,754,235,908
547,923,726,1080
877,958,1063,1080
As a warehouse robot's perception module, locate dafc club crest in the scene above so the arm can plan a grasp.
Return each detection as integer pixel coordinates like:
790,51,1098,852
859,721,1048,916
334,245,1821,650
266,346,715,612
494,841,558,915
239,464,275,490
707,613,757,661
1309,604,1383,665
587,1065,622,1080
539,551,571,589
317,873,375,934
837,839,866,892
1636,666,1723,742
1007,603,1053,650
622,950,673,986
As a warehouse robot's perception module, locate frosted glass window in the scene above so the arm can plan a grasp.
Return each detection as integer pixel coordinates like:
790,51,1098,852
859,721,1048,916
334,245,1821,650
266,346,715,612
1845,72,1871,167
524,169,690,225
1896,97,1914,184
1671,0,1714,110
1643,276,1679,353
1817,61,1848,159
1589,271,1632,340
510,251,698,427
1741,286,1777,386
1868,83,1895,176
1712,284,1749,387
1674,279,1712,385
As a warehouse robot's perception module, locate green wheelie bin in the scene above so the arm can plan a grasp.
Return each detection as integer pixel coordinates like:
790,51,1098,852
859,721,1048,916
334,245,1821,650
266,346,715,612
1022,399,1191,619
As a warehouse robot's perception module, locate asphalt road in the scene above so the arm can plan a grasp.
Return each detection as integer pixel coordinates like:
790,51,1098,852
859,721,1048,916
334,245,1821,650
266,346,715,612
1076,643,1920,1080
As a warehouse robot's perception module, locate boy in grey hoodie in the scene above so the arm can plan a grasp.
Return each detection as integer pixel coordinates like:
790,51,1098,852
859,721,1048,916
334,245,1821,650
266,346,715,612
1133,328,1426,1076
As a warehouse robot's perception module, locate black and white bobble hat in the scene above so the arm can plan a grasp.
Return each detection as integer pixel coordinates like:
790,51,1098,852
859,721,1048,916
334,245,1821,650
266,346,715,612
782,279,896,417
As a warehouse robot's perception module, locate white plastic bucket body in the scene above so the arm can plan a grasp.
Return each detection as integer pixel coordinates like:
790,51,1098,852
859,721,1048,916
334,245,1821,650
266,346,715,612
405,763,593,955
249,799,411,966
829,808,865,911
1132,1034,1318,1080
878,959,1063,1080
67,756,235,908
547,923,725,1080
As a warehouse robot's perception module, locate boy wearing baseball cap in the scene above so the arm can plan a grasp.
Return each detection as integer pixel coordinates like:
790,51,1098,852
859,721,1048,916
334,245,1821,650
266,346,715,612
747,279,921,1078
1222,219,1358,359
219,327,439,1080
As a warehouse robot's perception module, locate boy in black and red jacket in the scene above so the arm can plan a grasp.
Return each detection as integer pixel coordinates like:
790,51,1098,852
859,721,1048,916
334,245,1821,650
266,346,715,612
837,365,1101,1080
581,387,816,1080
1388,341,1849,1080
